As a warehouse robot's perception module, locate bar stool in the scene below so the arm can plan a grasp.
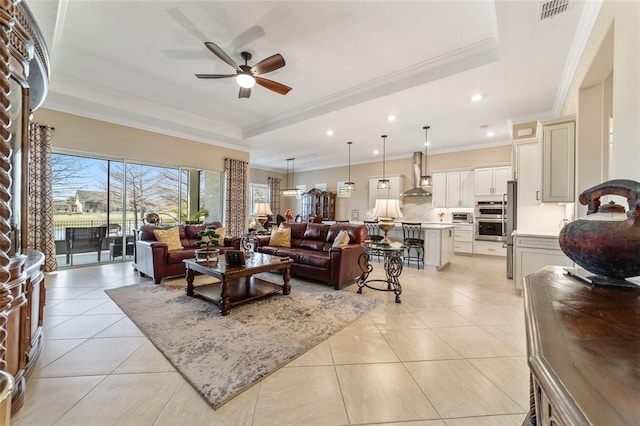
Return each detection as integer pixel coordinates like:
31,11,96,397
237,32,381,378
363,220,384,262
401,222,424,269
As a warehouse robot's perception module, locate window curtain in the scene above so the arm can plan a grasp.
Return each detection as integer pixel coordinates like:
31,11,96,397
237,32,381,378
27,123,58,272
224,158,248,237
268,177,282,216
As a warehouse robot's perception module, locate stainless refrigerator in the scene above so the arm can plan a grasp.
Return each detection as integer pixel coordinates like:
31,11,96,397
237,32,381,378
506,180,517,279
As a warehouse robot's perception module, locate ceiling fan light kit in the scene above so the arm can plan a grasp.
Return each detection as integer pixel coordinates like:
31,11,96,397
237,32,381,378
196,42,291,98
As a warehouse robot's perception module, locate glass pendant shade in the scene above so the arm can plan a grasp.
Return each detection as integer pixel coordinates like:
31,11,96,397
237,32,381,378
377,178,390,190
281,158,301,196
419,125,432,189
345,141,355,191
377,135,389,190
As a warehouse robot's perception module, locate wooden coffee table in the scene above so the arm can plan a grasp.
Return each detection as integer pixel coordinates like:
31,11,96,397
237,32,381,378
184,252,293,315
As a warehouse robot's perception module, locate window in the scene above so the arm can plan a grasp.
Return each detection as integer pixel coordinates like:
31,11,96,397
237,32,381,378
249,183,269,217
51,151,223,267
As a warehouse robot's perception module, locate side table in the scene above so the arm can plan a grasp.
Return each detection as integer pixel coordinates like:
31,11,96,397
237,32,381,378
357,241,406,303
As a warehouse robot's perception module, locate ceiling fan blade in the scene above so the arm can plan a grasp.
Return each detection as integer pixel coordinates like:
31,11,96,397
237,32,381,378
256,77,292,95
251,54,285,76
204,42,241,71
195,73,236,79
239,87,251,98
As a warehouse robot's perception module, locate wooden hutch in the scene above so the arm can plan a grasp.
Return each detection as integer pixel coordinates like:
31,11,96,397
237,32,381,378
301,188,336,221
0,0,49,415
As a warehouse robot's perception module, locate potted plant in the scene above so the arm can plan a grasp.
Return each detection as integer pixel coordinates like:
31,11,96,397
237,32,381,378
185,208,210,225
195,227,220,263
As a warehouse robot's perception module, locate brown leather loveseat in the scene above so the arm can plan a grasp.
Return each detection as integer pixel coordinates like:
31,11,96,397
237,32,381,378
135,222,240,283
256,222,368,289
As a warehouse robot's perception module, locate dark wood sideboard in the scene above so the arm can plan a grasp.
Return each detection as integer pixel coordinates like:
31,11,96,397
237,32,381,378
524,266,640,425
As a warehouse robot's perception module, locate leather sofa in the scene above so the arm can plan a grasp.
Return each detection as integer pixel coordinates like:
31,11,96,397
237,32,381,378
256,222,368,289
135,222,240,283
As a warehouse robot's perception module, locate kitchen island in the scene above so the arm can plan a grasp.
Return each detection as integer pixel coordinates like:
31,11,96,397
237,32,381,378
385,223,455,271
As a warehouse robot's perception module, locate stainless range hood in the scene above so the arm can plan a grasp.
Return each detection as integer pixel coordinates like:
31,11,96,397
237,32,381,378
402,152,432,197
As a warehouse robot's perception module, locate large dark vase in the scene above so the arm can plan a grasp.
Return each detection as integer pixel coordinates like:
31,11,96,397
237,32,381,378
559,179,640,280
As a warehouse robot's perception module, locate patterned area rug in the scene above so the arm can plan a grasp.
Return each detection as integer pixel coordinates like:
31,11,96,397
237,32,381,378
105,273,381,409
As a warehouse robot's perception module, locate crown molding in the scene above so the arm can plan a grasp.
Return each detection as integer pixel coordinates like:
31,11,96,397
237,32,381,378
243,37,501,139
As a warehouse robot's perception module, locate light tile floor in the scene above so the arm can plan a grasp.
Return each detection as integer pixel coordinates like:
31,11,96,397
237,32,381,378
12,255,529,426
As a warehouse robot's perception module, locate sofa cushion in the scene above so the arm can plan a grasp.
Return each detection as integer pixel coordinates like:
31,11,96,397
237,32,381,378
297,251,330,269
166,247,198,264
139,224,166,241
200,227,226,246
327,224,367,245
303,223,329,241
332,230,350,247
280,222,308,239
184,222,223,239
154,227,184,251
269,227,291,247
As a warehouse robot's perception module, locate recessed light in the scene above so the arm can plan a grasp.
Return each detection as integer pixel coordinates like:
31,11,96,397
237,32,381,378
387,115,396,122
471,94,483,102
373,149,379,155
487,131,495,137
326,130,334,136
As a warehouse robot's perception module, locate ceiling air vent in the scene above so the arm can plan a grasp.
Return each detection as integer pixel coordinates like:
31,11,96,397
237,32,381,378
540,0,570,20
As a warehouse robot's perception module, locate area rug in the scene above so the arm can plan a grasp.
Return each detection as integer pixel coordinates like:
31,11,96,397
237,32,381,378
105,273,381,409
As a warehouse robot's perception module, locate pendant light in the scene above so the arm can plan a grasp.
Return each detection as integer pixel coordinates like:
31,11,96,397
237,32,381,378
281,158,301,196
419,126,432,188
344,141,355,191
377,135,390,190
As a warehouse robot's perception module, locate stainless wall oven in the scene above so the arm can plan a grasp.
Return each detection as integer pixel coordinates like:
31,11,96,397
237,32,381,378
475,200,507,242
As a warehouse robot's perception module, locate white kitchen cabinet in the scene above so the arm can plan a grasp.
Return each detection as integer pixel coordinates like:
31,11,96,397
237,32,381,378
515,139,541,204
474,166,512,196
453,224,473,254
513,232,573,291
542,120,575,203
474,240,506,257
432,173,446,208
425,225,454,271
445,170,474,207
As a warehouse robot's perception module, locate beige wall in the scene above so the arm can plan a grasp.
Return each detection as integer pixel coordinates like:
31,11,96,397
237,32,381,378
253,144,511,222
34,108,249,171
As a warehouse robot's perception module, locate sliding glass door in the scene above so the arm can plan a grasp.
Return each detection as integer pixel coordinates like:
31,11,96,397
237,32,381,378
51,152,223,268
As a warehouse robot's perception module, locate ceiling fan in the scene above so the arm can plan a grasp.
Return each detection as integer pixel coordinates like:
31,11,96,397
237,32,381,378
195,42,292,98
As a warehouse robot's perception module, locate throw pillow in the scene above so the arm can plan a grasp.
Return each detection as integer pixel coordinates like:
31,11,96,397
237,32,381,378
153,227,183,251
200,227,226,246
332,230,350,247
269,227,291,247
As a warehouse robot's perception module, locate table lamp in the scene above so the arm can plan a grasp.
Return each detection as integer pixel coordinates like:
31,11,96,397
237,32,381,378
373,199,403,244
253,202,273,233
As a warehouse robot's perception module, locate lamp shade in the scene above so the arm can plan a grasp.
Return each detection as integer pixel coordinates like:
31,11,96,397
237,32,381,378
373,199,403,219
253,202,273,216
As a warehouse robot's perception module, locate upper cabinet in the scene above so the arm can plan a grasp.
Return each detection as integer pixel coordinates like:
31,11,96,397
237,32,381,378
445,170,474,207
474,166,512,196
432,173,447,208
542,121,575,203
432,171,474,208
